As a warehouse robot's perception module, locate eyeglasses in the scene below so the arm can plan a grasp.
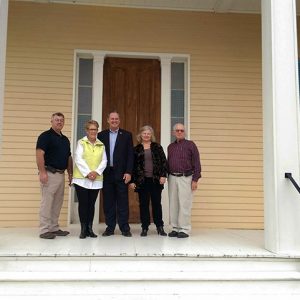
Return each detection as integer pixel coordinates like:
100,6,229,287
175,129,185,132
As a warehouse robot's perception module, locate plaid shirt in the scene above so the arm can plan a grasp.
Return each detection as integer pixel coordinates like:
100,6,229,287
167,139,201,182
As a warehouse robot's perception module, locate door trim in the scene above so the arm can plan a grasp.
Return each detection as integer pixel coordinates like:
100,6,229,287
70,50,190,226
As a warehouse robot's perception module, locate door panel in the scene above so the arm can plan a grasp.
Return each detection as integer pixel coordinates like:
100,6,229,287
100,57,161,223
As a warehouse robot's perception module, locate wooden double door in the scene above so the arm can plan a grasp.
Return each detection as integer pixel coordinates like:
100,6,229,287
100,57,161,223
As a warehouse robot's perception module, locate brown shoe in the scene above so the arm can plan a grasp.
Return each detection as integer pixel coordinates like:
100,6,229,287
39,232,56,239
52,229,70,236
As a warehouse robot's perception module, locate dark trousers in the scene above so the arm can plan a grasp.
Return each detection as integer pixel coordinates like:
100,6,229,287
138,177,164,230
74,184,100,224
102,169,130,232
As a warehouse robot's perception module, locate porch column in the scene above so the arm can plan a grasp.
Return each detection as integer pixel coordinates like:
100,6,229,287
262,0,300,253
92,51,105,224
160,55,172,224
92,52,105,128
160,56,172,154
0,0,8,154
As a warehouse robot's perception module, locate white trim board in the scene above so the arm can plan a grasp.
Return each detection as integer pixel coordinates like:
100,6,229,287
0,0,8,156
70,49,190,226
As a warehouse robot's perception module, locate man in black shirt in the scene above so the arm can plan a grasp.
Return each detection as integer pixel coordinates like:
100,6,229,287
36,112,73,239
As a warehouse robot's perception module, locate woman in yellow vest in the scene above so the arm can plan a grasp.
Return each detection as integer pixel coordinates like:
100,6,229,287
72,120,107,238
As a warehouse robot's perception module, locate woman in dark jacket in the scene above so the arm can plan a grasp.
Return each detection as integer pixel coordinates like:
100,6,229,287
129,125,168,236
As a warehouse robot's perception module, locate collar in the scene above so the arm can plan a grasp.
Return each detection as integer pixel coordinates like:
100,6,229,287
50,127,63,137
109,128,119,134
82,136,103,146
175,138,186,144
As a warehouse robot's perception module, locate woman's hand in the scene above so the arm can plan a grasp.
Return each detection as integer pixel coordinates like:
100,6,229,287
87,171,98,181
159,177,166,185
129,183,136,190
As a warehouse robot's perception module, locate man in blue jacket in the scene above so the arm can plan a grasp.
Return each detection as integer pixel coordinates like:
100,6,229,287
98,111,134,237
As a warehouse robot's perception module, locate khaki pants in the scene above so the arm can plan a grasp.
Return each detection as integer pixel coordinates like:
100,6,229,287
40,171,65,234
168,175,193,234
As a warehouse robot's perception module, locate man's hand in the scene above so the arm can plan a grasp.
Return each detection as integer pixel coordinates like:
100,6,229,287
68,173,73,185
36,149,48,184
39,171,48,184
191,181,198,191
123,173,131,184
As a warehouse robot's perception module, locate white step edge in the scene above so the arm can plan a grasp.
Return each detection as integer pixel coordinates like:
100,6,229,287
1,271,300,281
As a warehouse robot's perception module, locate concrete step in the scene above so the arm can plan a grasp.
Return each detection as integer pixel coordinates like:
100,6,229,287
1,281,300,299
1,257,300,298
1,258,300,281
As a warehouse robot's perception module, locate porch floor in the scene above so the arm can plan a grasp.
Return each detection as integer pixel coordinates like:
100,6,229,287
1,226,300,299
1,225,297,258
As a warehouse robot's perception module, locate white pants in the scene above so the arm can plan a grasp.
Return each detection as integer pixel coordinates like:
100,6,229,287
168,175,193,234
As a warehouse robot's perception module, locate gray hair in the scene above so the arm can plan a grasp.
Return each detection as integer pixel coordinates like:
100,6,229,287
136,125,156,143
173,123,185,130
85,120,99,130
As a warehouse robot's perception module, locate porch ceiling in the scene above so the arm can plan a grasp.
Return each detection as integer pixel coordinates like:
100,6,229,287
12,0,300,14
9,0,262,14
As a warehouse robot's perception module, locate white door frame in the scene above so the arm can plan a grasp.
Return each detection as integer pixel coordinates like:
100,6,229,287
69,49,190,225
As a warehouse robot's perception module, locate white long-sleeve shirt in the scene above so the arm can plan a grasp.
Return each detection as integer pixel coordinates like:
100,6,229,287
72,136,108,189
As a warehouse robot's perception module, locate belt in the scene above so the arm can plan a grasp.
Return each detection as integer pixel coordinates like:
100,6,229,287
170,173,184,177
45,166,65,174
170,172,193,177
55,169,65,174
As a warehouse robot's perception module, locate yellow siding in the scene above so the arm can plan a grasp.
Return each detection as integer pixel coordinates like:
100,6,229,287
1,1,263,229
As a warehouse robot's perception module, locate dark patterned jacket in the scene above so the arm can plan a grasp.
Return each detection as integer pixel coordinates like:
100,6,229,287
132,142,168,190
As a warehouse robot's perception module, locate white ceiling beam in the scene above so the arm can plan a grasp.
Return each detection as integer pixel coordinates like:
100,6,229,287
213,0,235,13
10,0,275,14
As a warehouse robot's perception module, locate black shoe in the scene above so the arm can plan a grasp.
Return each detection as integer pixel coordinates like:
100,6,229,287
157,226,167,236
79,223,87,239
177,232,189,238
79,232,86,239
122,231,132,237
102,229,114,236
140,229,148,237
168,230,178,237
52,229,70,236
87,223,97,238
39,232,56,239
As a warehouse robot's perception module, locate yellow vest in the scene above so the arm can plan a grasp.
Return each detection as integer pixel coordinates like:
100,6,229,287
73,137,105,181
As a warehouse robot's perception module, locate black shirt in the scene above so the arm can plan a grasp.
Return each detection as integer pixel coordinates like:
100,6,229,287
36,128,71,170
